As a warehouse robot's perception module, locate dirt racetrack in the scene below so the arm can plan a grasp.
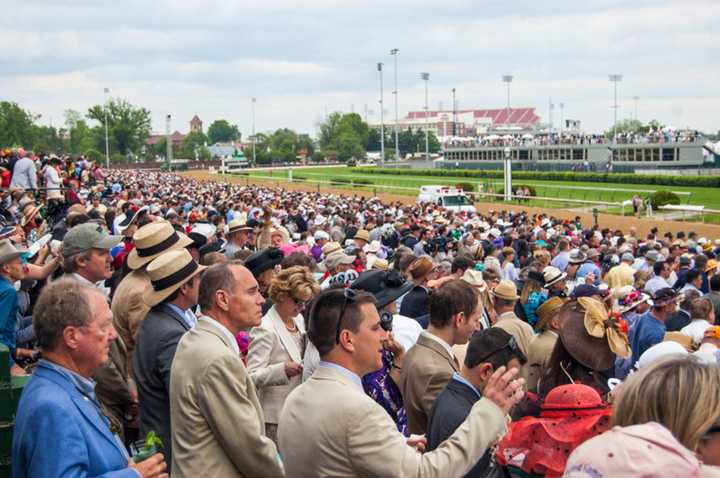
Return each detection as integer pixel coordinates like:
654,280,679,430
183,170,720,239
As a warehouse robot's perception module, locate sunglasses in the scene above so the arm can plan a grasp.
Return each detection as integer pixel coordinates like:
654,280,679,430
335,288,357,344
292,297,308,309
473,335,521,365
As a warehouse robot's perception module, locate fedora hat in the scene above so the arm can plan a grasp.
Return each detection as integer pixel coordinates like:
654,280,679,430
536,296,565,330
127,221,193,270
0,239,26,265
353,229,370,243
244,248,284,277
543,266,567,288
491,280,519,302
461,269,487,292
227,218,253,235
143,249,206,307
568,249,587,265
321,241,342,256
371,258,389,271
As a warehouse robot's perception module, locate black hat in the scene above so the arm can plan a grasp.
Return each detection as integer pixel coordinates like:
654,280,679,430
350,269,413,309
571,284,600,299
649,287,679,307
188,232,208,250
245,248,284,277
198,240,225,257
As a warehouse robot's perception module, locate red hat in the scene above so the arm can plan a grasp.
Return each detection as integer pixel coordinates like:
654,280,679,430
496,384,611,478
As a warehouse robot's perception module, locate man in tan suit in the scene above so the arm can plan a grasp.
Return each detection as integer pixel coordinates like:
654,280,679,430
526,296,564,392
112,221,192,375
278,288,524,478
399,280,482,435
492,280,535,356
170,261,283,478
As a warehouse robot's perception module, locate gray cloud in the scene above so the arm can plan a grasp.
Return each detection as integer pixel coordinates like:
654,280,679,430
2,0,718,136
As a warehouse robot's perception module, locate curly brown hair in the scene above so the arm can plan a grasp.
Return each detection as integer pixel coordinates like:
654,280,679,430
268,265,320,304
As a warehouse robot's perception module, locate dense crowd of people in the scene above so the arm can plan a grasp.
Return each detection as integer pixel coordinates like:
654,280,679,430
3,147,720,477
443,130,703,149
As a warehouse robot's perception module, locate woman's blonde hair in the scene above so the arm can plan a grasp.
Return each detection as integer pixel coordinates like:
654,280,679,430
612,356,720,450
268,266,320,304
520,278,544,305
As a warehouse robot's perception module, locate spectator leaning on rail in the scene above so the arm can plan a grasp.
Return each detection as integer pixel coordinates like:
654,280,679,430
12,280,168,478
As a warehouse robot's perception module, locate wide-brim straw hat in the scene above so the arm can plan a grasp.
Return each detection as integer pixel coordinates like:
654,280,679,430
143,249,206,307
227,218,253,235
127,221,193,270
20,203,40,227
353,229,370,243
537,296,565,330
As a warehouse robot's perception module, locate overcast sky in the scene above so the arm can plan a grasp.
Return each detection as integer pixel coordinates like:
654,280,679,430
2,0,718,138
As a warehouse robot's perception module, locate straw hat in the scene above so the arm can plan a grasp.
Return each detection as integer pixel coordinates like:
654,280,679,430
353,229,370,243
371,258,389,271
536,296,565,330
491,280,519,301
227,218,253,235
143,249,206,307
127,221,193,270
321,241,342,256
20,202,40,227
461,269,487,292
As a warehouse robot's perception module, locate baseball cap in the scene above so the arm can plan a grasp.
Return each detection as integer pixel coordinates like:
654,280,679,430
62,223,122,258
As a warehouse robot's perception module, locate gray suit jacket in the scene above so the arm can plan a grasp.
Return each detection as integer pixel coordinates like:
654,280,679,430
278,364,507,478
133,303,191,466
170,316,283,478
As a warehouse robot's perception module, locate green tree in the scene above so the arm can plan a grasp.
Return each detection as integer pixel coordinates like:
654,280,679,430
0,102,35,148
243,133,271,165
87,98,151,156
319,111,367,161
64,109,95,155
31,125,63,153
604,119,654,139
296,134,315,157
207,119,240,144
268,128,298,163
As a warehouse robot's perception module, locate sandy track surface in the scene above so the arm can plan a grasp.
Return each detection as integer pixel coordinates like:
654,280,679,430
183,171,720,239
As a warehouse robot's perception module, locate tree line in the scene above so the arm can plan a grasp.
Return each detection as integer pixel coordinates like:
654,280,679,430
0,100,440,165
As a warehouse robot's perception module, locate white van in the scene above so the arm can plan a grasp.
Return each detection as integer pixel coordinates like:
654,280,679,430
417,185,476,212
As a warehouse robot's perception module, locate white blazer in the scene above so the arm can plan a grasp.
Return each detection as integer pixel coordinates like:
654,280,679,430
247,305,306,424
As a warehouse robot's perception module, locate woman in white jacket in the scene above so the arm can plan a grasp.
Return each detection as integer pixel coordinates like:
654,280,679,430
247,265,320,445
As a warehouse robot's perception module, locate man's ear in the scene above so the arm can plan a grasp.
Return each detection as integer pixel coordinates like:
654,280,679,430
453,311,465,328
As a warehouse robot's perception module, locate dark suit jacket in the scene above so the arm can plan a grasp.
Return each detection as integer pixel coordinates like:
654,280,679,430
399,333,460,435
133,303,192,466
665,309,691,332
400,285,430,325
427,378,500,478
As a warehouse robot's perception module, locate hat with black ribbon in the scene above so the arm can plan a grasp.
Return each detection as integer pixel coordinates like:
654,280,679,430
143,249,207,307
127,221,193,270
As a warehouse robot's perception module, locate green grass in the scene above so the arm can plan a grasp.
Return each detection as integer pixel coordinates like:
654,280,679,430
247,167,720,209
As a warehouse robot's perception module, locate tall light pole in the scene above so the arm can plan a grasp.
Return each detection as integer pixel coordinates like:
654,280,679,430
559,102,564,136
420,72,430,161
390,48,400,161
451,88,457,136
251,97,256,166
632,95,639,121
548,98,554,135
501,75,513,126
165,114,172,169
609,74,623,144
103,88,110,168
378,62,385,165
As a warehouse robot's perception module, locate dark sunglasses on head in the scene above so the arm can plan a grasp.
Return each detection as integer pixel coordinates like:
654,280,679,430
335,288,357,344
473,335,521,365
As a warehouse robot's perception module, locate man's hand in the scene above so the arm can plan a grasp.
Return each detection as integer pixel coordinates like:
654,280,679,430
406,434,427,453
483,366,525,414
284,361,303,378
381,332,405,362
128,454,167,478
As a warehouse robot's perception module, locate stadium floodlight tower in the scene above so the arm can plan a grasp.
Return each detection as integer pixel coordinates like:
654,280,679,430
502,75,513,125
503,146,512,202
103,88,110,169
390,48,400,161
420,72,430,161
609,74,623,144
378,62,385,166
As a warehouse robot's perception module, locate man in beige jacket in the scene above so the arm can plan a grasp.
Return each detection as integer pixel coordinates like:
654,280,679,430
278,288,524,478
170,261,283,478
492,281,536,357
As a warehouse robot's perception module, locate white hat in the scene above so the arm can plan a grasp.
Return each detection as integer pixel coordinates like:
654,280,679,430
636,341,688,369
314,230,330,241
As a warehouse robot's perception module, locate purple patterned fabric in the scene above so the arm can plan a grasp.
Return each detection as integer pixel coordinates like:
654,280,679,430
362,350,408,436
